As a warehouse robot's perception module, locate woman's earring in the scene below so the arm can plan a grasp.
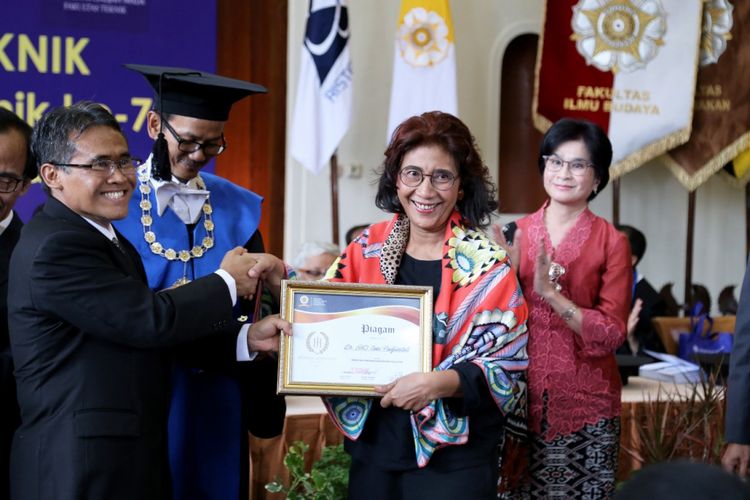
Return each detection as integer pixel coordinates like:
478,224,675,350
458,189,464,200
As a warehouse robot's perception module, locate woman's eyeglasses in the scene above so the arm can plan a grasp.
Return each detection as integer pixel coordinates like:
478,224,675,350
543,155,593,176
398,167,457,191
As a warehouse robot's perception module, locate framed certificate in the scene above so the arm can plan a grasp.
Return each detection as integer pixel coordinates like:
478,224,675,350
278,280,433,396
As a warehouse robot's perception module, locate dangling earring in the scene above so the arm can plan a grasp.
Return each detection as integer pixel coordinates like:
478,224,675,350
458,189,464,200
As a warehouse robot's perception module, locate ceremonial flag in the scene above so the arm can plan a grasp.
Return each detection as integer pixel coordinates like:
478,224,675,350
534,0,704,177
387,0,457,139
291,0,353,174
665,0,750,191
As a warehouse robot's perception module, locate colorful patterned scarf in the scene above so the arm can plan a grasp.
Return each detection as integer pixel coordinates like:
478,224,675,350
323,211,529,467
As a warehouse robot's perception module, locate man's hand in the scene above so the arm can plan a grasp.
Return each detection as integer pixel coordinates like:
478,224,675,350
246,253,286,302
722,443,750,478
247,314,291,353
220,247,259,298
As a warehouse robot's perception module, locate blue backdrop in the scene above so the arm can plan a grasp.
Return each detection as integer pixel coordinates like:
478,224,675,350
2,0,217,221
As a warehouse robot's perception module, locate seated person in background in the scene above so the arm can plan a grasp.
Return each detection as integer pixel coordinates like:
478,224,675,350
616,224,666,354
345,223,369,244
293,241,339,280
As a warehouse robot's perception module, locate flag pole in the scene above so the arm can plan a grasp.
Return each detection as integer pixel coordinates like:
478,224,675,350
684,190,696,311
612,177,620,226
330,152,340,246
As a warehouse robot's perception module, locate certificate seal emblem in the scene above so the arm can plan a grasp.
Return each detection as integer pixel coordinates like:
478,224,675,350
306,331,329,355
299,295,310,306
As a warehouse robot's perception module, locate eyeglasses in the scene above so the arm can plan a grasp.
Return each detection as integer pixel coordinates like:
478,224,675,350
543,155,593,176
162,120,227,156
0,174,25,193
398,167,458,191
52,157,142,175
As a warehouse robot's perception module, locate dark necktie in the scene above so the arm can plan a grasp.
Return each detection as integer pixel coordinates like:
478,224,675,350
111,237,126,254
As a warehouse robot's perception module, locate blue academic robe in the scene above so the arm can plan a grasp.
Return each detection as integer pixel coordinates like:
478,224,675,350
115,166,262,500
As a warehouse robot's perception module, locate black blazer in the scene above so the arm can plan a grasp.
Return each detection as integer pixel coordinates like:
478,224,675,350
727,256,750,444
8,198,239,500
0,212,22,498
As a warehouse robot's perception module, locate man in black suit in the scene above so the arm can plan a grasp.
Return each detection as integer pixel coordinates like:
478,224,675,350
8,101,289,500
0,108,36,499
723,256,750,478
616,224,667,354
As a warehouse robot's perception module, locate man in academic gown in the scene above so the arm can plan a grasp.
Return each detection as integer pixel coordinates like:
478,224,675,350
0,108,36,499
8,101,289,500
114,64,286,500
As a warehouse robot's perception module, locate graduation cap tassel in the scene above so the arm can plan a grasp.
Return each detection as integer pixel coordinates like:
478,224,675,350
151,73,172,181
151,132,171,181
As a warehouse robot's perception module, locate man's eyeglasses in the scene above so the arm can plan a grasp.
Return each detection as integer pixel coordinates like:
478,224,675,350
543,155,593,176
162,120,227,156
0,174,25,193
398,167,458,191
52,157,142,175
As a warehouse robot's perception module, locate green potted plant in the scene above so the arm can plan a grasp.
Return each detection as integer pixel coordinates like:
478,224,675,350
266,441,351,499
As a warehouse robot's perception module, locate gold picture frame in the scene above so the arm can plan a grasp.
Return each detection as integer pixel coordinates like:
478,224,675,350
278,280,433,396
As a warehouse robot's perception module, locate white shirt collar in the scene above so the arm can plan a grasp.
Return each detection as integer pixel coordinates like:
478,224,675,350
0,211,14,237
81,216,117,241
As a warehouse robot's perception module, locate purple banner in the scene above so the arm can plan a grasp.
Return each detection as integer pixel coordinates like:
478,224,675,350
2,0,217,221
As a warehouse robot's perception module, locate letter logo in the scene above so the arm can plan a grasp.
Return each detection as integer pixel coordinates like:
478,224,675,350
305,331,329,355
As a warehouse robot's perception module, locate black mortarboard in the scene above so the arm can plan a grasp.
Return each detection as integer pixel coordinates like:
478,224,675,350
125,63,267,180
125,63,267,121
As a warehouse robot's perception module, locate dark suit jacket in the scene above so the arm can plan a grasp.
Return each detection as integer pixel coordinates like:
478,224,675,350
8,197,239,500
617,276,667,355
0,212,22,498
726,256,750,443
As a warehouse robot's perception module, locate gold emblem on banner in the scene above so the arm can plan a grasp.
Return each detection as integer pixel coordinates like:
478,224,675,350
397,7,451,67
700,0,734,67
571,0,666,73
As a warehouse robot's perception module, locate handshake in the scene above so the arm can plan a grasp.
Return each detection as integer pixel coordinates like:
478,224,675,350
219,247,286,299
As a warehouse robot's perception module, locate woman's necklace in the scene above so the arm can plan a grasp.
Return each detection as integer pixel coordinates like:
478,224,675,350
137,169,215,287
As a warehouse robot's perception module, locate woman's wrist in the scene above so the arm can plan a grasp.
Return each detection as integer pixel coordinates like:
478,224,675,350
544,290,579,323
430,370,462,399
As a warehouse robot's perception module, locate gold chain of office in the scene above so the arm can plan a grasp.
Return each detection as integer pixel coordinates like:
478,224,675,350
137,170,215,263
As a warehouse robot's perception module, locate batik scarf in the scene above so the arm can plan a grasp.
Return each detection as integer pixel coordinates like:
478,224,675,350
323,211,529,467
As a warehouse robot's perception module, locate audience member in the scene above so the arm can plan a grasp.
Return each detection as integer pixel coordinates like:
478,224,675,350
8,101,288,500
114,64,286,500
324,111,529,499
293,241,339,280
0,109,36,499
616,461,750,499
497,118,631,498
615,224,667,354
345,223,369,244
